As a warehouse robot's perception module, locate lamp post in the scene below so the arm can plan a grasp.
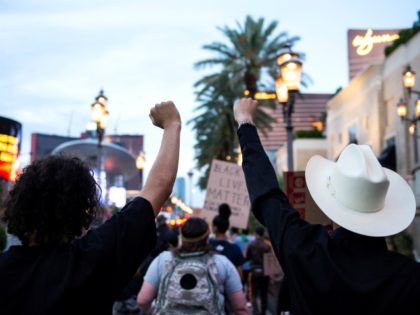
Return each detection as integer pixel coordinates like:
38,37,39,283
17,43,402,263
91,90,109,147
276,44,303,171
90,90,109,192
397,65,420,166
136,151,145,190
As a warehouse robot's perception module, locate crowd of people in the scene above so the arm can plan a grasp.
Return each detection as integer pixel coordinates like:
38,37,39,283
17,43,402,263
1,99,420,315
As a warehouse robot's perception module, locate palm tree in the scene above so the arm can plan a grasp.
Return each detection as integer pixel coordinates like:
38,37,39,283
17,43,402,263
195,16,300,98
190,16,300,188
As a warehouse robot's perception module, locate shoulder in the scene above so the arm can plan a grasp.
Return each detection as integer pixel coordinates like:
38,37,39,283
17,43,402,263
212,253,236,270
123,196,154,214
157,250,173,262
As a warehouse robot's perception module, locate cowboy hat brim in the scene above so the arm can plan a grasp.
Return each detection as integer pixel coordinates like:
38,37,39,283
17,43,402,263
305,155,416,237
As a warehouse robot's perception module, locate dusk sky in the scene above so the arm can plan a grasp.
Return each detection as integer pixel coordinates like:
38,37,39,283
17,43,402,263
1,0,418,205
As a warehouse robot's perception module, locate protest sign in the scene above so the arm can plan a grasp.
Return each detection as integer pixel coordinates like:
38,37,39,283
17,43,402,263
202,160,250,229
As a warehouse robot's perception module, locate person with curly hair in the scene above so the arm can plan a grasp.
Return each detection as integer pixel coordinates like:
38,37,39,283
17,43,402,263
0,101,181,315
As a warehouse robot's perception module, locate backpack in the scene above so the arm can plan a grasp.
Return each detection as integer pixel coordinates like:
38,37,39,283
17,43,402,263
154,252,225,315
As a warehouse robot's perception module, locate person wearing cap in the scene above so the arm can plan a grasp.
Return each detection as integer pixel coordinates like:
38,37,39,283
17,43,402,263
233,98,420,314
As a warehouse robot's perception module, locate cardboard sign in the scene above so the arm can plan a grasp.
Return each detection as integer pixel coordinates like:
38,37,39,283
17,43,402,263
202,160,250,229
263,252,283,281
284,171,332,225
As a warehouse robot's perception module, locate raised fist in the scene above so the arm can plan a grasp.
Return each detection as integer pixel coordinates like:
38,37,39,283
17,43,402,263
149,101,181,129
233,98,257,124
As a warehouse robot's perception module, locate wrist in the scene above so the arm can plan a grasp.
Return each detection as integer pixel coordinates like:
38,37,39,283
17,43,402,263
164,121,182,131
236,118,255,129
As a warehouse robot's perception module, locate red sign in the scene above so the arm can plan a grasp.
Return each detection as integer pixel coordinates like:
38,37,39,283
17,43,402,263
284,171,332,225
285,171,306,219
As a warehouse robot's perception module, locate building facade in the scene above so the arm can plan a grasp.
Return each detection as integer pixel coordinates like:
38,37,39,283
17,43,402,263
258,93,332,171
327,31,420,256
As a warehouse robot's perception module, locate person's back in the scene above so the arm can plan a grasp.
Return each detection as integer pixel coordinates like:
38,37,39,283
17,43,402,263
137,217,248,315
233,98,420,314
153,251,226,315
0,101,182,315
246,234,270,269
211,204,245,268
246,227,271,315
0,202,156,315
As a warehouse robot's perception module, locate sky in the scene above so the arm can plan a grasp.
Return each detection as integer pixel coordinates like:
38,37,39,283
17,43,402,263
0,0,419,206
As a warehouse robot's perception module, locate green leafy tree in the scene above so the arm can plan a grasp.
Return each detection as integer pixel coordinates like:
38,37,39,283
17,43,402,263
190,16,301,188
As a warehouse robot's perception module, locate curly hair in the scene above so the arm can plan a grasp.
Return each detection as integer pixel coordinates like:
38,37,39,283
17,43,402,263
2,155,100,246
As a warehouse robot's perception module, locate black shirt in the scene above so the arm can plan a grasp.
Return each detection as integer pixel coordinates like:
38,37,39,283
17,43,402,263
246,238,270,269
238,124,420,315
209,239,245,267
0,197,156,315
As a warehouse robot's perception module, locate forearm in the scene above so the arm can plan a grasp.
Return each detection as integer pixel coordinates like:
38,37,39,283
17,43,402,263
140,122,181,214
238,124,282,211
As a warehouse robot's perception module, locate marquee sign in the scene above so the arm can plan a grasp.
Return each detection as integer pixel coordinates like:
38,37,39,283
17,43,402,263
0,117,22,181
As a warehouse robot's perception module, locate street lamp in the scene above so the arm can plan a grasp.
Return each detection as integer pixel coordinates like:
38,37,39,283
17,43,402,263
276,43,303,171
90,90,109,195
136,151,145,190
91,90,109,147
398,65,420,165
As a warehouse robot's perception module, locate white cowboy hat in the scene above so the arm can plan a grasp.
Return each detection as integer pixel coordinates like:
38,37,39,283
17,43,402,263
305,144,416,237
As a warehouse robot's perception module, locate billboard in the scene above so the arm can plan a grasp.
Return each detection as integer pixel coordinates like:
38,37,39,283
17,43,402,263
0,117,22,181
348,29,401,80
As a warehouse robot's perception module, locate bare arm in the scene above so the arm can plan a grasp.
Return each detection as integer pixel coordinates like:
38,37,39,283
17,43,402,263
137,281,157,313
227,290,248,315
139,101,181,215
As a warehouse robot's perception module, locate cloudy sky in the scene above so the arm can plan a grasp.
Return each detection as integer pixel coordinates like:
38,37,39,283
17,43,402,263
0,0,418,205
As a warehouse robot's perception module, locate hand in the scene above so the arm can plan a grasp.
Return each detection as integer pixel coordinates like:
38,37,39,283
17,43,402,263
149,101,181,129
233,98,257,124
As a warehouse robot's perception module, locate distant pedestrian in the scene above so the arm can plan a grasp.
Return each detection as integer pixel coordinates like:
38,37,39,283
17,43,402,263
137,217,248,315
246,227,271,315
0,101,182,315
210,204,246,270
234,98,420,314
234,229,254,299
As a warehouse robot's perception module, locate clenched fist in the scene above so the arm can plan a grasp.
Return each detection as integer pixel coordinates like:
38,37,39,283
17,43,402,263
233,98,257,125
149,101,181,129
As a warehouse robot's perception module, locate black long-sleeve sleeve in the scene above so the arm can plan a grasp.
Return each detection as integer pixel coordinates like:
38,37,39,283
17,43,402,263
237,124,325,264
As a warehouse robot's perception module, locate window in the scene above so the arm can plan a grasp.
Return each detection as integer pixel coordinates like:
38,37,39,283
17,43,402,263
348,124,358,144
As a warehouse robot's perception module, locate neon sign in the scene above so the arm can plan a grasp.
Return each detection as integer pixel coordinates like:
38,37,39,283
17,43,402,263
0,117,22,181
352,29,400,56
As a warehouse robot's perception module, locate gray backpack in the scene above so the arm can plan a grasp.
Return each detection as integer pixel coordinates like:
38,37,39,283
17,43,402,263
154,252,225,315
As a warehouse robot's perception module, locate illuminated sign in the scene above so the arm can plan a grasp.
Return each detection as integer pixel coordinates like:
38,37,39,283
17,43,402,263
0,117,22,181
352,29,400,56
